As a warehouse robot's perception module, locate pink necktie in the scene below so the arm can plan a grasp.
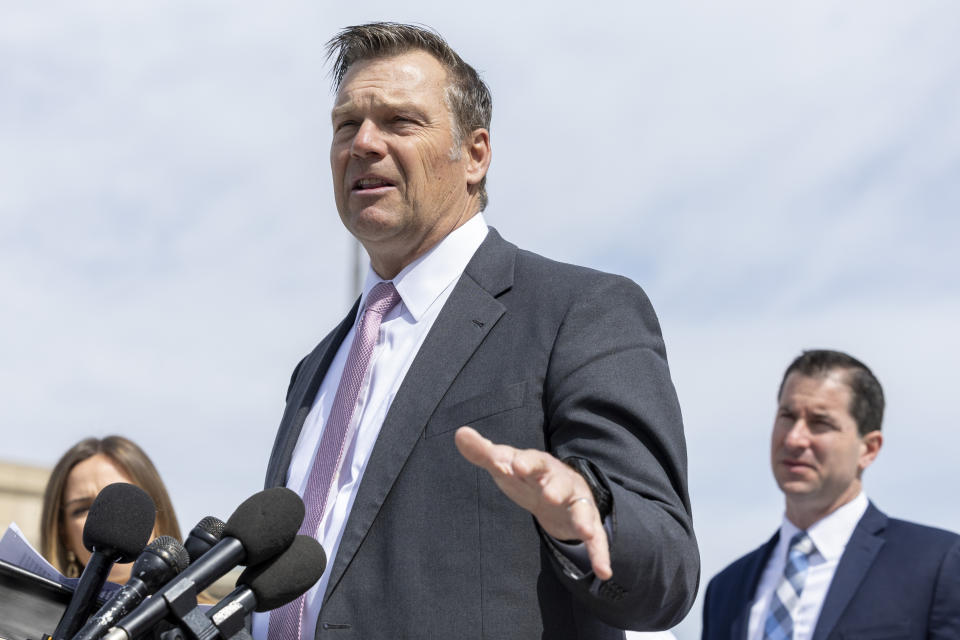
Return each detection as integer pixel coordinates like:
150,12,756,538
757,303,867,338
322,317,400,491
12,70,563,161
268,281,401,640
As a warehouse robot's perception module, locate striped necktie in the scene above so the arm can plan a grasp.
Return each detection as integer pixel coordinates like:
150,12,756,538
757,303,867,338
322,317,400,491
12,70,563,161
763,531,815,640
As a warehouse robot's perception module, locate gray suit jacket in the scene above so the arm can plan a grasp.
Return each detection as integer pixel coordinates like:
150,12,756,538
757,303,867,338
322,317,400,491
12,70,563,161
265,229,700,639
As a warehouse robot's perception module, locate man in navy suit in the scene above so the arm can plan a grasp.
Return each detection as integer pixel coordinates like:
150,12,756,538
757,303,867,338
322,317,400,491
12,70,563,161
702,349,960,639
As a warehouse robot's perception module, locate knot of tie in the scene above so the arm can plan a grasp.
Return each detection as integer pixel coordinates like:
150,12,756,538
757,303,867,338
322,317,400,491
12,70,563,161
789,531,815,558
365,281,401,317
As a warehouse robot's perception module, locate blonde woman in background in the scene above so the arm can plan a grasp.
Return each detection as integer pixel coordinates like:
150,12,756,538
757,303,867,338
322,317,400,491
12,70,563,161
39,435,182,583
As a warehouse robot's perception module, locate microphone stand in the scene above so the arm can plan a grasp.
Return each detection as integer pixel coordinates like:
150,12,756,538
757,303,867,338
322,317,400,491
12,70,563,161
150,577,219,640
158,625,252,640
103,576,220,640
158,587,255,640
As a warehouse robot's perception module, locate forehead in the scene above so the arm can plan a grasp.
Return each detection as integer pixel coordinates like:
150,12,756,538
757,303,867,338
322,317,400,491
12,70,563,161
779,371,853,412
333,50,449,110
64,454,133,500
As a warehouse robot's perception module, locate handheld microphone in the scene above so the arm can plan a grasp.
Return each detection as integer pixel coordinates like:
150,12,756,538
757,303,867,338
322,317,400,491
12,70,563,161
52,483,155,640
103,488,304,640
183,516,226,564
70,536,189,640
206,535,326,639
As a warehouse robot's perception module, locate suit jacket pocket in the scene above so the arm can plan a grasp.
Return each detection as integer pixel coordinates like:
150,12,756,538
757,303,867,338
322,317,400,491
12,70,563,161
425,381,526,437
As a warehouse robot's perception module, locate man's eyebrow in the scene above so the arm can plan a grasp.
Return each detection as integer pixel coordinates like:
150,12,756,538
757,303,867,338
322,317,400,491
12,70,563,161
331,98,425,120
331,102,356,120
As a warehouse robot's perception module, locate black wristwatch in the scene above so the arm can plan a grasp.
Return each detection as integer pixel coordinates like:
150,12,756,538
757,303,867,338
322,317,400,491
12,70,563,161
563,457,613,520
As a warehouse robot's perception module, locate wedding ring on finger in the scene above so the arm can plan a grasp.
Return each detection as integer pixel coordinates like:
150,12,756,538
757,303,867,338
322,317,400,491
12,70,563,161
567,497,592,510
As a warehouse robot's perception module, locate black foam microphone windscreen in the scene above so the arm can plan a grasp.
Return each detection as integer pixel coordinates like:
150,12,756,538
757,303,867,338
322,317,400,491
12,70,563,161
53,483,156,639
205,535,326,639
239,534,327,611
223,487,306,565
82,483,156,562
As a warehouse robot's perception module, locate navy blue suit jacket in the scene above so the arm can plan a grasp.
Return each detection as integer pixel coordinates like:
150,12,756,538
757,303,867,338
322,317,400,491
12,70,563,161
702,503,960,639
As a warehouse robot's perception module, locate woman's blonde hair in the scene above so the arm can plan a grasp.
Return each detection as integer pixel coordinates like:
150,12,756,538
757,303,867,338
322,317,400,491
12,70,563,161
40,435,182,575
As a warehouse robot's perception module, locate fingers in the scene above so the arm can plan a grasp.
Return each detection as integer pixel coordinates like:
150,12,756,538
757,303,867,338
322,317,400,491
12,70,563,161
585,531,613,580
455,427,550,482
511,448,549,479
454,426,494,469
455,426,516,475
568,497,613,580
455,427,614,580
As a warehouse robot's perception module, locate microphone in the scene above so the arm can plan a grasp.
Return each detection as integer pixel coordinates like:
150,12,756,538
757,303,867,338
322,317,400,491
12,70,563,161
52,483,155,640
103,488,304,640
206,535,326,639
70,536,189,640
183,516,226,564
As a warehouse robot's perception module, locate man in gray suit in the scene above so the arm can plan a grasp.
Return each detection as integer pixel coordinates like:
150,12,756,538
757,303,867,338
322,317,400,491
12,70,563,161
256,22,699,639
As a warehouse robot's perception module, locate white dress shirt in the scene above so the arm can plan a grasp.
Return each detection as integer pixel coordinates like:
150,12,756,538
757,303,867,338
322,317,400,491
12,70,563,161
747,492,869,640
252,214,489,640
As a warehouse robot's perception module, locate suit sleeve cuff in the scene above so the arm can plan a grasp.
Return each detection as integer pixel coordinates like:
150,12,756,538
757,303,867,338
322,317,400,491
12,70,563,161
545,515,613,575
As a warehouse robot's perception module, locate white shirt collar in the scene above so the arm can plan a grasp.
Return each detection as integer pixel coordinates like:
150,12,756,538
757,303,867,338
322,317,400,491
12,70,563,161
360,213,489,322
779,491,869,561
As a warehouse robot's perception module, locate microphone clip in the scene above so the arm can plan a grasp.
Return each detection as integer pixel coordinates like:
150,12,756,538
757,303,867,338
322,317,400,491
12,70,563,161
158,578,219,640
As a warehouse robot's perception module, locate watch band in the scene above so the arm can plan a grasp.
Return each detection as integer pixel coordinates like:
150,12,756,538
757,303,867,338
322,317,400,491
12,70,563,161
563,456,613,520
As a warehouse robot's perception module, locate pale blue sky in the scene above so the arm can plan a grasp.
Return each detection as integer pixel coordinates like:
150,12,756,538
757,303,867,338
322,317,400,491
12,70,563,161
2,2,958,637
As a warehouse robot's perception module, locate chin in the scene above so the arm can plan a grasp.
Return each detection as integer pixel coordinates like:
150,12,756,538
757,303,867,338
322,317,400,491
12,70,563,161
346,209,404,238
776,477,817,497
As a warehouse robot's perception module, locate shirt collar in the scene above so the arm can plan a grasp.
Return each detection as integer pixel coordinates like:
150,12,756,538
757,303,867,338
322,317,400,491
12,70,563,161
360,213,489,322
778,491,869,561
807,491,869,560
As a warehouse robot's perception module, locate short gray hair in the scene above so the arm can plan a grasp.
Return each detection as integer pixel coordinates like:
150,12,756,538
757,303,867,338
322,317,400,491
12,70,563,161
326,22,492,210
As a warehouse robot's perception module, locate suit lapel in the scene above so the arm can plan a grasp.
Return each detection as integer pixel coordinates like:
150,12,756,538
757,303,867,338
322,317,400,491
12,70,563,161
812,503,887,640
731,533,779,640
323,229,516,601
264,300,359,489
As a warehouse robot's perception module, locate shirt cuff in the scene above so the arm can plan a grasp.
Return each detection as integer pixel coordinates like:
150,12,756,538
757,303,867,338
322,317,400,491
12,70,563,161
547,514,613,574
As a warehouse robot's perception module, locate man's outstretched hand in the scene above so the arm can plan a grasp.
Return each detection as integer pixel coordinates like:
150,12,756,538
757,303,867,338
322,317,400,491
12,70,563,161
454,425,612,580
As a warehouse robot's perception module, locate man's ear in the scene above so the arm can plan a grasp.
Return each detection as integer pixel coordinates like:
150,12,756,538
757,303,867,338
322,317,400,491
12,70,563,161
858,430,883,473
464,128,491,187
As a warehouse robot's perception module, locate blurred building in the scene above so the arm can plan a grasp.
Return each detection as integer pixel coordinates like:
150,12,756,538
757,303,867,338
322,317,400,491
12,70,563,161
0,459,49,548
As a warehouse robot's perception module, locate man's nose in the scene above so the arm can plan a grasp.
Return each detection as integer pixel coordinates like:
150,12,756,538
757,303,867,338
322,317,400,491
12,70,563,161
783,421,810,448
351,120,386,158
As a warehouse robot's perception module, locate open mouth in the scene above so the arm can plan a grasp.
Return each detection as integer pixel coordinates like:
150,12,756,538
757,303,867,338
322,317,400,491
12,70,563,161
352,176,395,192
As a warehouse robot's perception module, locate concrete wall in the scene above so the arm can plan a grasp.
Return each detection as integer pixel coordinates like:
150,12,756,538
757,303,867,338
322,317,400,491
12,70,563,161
0,460,50,550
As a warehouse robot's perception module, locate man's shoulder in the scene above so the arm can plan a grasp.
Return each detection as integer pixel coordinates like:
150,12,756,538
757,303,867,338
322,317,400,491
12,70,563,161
521,248,630,282
703,534,777,632
879,512,960,549
486,231,647,302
